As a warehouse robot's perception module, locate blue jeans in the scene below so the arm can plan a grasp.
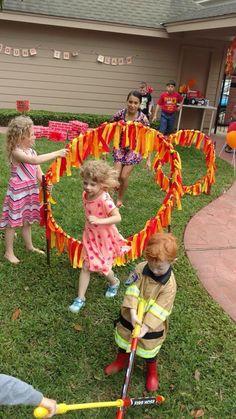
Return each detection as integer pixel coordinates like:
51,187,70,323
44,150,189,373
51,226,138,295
159,111,176,135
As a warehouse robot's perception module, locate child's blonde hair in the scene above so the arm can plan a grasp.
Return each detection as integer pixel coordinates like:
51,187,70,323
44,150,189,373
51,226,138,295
6,116,33,159
144,232,178,263
80,159,119,191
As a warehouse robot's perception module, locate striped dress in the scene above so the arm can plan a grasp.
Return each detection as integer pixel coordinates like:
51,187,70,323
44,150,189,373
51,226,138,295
0,148,40,229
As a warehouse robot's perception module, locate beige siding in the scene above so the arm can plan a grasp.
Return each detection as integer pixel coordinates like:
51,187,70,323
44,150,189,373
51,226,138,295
0,21,227,131
0,21,178,114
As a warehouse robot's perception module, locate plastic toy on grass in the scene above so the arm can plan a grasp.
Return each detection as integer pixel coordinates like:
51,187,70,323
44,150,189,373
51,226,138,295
33,300,164,419
33,395,164,418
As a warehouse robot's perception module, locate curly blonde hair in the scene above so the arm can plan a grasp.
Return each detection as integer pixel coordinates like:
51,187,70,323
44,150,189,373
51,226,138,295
144,232,178,263
80,159,119,191
6,116,33,160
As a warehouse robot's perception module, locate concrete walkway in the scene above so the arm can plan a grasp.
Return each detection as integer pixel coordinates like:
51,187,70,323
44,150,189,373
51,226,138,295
0,126,235,321
184,130,236,322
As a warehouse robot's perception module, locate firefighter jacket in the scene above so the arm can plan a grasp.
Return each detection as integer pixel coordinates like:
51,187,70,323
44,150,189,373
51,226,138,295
115,261,177,359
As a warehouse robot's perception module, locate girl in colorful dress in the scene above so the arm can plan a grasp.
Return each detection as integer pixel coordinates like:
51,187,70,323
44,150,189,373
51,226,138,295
104,232,178,392
69,160,130,314
112,90,150,208
0,116,68,264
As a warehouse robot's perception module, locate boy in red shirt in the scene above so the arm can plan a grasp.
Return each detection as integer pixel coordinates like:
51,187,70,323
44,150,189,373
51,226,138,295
152,80,183,135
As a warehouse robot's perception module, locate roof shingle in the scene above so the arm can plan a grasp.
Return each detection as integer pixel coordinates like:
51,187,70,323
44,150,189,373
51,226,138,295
2,0,201,29
165,3,236,23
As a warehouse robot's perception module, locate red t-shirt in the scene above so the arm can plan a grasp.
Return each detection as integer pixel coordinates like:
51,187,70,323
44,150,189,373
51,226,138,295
157,92,183,113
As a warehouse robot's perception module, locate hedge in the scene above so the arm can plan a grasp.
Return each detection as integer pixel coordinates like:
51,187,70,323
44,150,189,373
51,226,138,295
0,109,160,130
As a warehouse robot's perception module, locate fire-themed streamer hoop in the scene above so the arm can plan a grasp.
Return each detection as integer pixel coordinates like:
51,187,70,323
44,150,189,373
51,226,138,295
41,121,216,269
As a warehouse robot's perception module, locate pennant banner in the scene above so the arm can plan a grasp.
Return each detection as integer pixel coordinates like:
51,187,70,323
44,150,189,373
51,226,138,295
0,43,38,57
97,55,133,65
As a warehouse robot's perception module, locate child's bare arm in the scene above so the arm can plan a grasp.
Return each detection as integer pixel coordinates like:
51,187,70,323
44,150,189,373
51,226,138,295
152,104,160,121
12,148,68,165
39,397,57,418
88,208,121,225
130,308,142,327
139,323,149,338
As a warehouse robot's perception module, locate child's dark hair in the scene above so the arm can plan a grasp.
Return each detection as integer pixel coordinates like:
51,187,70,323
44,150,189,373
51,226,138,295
127,90,142,103
144,232,178,263
166,80,176,86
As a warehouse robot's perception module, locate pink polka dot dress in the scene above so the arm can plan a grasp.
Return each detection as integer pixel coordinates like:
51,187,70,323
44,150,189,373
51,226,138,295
82,191,129,275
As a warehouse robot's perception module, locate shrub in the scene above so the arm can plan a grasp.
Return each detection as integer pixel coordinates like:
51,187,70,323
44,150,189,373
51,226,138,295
0,109,160,129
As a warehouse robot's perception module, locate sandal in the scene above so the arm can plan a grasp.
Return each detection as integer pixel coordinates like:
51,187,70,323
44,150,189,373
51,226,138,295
69,297,86,313
105,278,120,298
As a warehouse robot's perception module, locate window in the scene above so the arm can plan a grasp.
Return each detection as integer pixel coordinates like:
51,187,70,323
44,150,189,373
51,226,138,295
220,78,231,108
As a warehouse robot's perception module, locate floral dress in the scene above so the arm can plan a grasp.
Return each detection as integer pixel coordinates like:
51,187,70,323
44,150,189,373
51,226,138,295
112,109,149,165
82,191,130,275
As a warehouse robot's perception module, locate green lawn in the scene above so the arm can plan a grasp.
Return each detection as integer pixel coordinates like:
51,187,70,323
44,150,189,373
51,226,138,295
0,134,236,419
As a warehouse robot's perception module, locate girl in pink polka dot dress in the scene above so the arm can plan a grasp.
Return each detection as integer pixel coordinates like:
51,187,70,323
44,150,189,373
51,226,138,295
69,160,130,314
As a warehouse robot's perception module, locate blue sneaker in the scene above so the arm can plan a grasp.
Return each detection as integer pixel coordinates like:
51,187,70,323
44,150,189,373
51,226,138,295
105,278,120,298
69,297,86,313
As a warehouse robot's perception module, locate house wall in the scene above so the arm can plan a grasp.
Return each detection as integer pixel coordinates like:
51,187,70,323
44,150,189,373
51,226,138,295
0,21,227,131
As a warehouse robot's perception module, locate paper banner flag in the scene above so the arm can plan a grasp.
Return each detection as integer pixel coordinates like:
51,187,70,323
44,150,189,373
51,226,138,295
72,51,79,57
13,48,20,57
22,49,29,57
104,56,111,65
97,54,104,63
30,48,37,56
111,57,117,65
63,51,70,60
4,46,11,55
96,53,133,65
0,44,3,53
53,50,61,59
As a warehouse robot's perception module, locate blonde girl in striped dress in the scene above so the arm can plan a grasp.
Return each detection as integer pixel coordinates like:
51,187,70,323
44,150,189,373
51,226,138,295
0,116,68,264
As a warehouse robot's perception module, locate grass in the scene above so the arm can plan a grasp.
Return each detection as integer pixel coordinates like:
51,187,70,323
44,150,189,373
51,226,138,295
0,134,236,419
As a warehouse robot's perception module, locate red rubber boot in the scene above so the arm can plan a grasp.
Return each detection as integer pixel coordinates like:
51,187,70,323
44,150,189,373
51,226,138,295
104,352,129,375
146,361,159,391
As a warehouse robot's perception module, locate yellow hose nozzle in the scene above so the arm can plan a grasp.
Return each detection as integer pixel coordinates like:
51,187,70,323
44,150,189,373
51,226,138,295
34,403,68,418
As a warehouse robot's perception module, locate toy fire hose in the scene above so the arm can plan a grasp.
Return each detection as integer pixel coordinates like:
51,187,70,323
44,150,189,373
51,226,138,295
33,299,164,418
33,395,164,418
115,298,163,418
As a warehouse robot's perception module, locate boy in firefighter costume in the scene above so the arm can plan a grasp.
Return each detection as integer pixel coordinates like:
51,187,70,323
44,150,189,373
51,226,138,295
104,232,178,391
